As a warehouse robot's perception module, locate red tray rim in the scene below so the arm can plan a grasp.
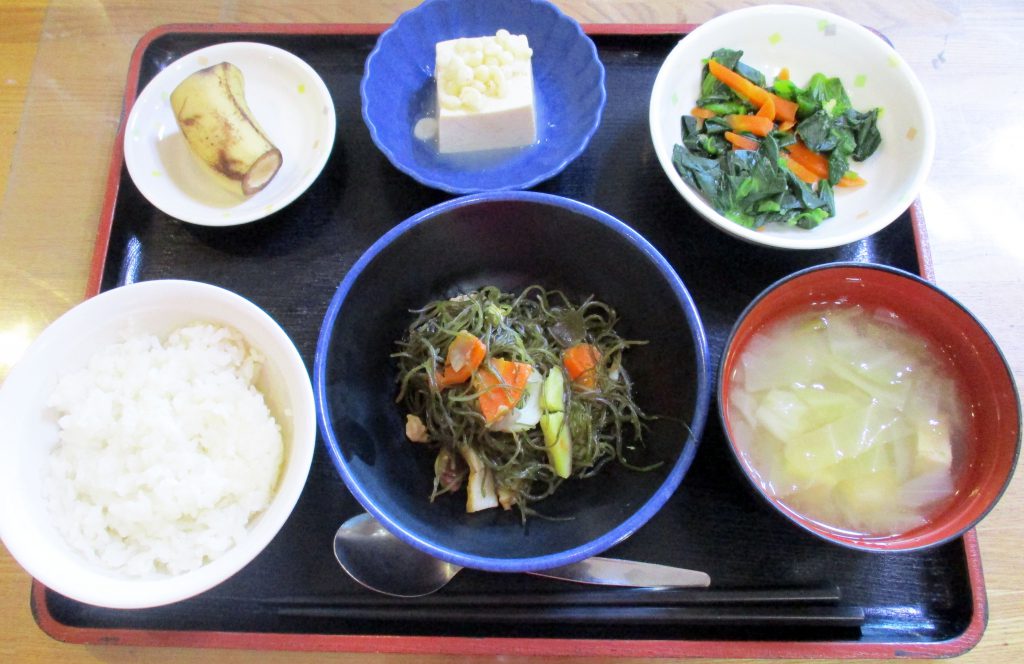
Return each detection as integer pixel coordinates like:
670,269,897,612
35,20,986,660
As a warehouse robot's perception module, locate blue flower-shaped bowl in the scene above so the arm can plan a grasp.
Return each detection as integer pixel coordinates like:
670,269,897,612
361,0,606,193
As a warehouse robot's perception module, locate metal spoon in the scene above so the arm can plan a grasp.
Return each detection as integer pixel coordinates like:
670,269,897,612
334,512,711,598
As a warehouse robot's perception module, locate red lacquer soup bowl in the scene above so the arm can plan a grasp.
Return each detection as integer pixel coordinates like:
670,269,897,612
718,262,1020,552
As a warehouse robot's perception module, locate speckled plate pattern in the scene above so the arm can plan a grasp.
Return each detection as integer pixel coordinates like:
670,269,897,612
361,0,606,193
650,5,935,249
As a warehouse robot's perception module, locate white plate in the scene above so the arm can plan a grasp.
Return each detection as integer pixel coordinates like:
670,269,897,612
124,42,336,226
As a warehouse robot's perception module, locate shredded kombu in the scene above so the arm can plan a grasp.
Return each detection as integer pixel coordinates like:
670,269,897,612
393,286,656,518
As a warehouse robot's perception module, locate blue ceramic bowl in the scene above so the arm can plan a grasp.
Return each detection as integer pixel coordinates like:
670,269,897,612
361,0,606,194
315,192,710,572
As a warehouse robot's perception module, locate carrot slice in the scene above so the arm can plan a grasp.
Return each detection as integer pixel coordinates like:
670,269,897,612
777,67,790,81
838,173,868,188
727,114,774,137
777,119,796,133
563,343,602,390
785,140,829,180
707,59,766,104
768,95,797,124
756,95,776,122
474,358,533,424
691,106,716,120
707,59,798,123
785,142,869,188
781,155,820,184
724,131,759,151
436,331,487,388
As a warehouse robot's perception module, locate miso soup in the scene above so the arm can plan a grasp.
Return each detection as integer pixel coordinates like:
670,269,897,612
727,304,965,537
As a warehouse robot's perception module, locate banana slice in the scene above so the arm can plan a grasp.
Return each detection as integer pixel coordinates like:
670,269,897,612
170,62,282,197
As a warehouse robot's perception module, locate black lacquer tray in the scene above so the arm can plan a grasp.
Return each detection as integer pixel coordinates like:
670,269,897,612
31,25,985,658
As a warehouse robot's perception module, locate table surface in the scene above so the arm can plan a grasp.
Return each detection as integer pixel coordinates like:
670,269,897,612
1,1,1021,662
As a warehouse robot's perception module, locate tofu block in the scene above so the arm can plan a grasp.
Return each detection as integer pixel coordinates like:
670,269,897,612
434,30,537,153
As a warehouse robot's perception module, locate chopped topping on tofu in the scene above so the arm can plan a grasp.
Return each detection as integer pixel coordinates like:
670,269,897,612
436,30,533,112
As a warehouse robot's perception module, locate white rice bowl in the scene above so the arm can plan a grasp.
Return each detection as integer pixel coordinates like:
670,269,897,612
45,323,284,577
0,280,315,609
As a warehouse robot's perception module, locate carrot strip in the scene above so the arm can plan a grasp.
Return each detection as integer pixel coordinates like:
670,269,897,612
778,67,790,81
781,155,820,184
777,119,796,133
691,106,716,120
563,343,602,389
785,141,830,180
724,131,759,151
785,142,869,188
436,331,487,388
756,96,776,122
707,59,798,123
726,114,774,137
707,59,766,104
474,358,533,424
838,173,868,188
768,95,797,124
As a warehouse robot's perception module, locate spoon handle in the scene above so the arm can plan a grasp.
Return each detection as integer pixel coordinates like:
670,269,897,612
529,556,710,588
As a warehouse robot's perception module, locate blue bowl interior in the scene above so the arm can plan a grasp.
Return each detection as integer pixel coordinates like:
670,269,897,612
360,0,606,193
316,193,709,571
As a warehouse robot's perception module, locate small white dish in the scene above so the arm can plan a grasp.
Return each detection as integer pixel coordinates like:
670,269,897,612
124,42,336,226
649,5,935,250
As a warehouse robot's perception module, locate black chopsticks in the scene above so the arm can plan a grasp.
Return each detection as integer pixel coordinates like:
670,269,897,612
249,583,865,630
261,582,844,608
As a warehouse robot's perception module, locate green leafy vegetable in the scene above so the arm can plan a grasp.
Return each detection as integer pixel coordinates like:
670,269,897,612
673,48,883,230
698,48,755,112
794,106,881,184
793,73,852,118
674,132,835,229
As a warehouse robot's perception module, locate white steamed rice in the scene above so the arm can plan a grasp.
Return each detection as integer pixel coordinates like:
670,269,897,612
43,322,284,577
